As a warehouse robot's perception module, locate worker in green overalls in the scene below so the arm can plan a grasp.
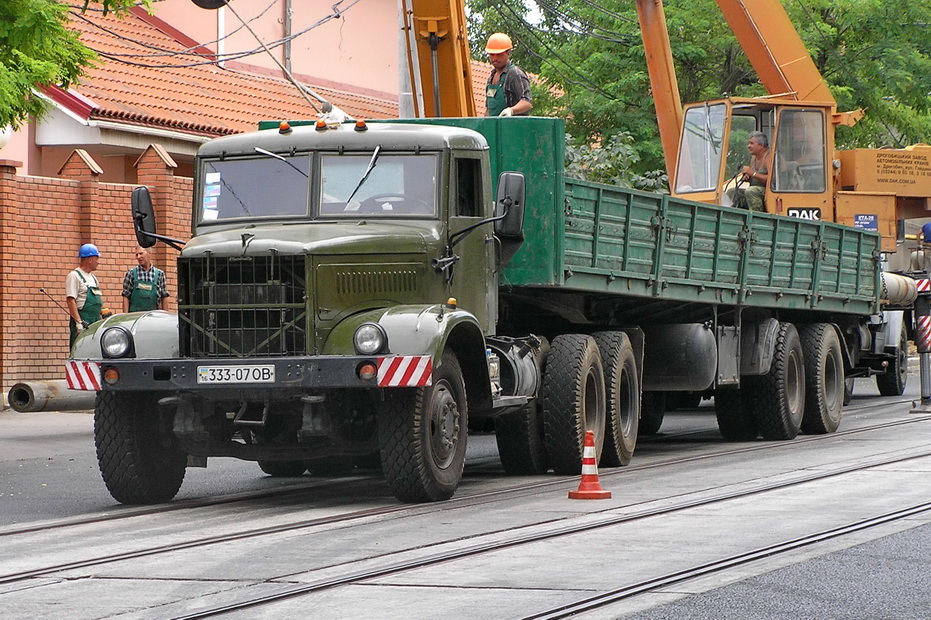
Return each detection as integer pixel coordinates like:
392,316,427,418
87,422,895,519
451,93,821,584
122,245,169,313
484,33,533,118
66,243,105,348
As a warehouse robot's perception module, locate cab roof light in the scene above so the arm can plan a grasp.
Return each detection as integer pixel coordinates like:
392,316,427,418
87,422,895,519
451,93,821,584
355,119,368,131
279,121,292,134
315,119,327,131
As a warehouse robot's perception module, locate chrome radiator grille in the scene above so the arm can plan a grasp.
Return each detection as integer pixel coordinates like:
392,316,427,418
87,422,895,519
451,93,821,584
178,255,307,357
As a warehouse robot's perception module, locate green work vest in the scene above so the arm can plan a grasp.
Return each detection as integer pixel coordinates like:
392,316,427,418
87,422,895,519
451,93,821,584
486,68,510,117
76,270,103,325
128,266,162,312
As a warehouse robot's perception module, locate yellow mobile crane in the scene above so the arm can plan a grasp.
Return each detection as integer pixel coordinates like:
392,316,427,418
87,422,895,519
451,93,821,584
636,0,931,252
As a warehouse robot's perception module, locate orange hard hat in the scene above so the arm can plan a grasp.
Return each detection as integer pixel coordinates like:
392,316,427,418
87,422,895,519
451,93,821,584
485,33,513,54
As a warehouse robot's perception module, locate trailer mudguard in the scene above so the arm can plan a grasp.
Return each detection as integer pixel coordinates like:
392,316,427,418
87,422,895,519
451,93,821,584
70,311,180,361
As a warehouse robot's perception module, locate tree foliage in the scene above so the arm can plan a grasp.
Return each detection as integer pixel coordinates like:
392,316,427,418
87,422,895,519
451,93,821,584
0,0,146,129
466,0,931,176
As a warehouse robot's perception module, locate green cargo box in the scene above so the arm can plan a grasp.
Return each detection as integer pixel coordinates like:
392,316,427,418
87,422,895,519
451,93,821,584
407,117,880,317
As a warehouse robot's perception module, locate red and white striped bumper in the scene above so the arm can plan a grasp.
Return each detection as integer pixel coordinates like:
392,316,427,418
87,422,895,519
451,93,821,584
66,360,101,391
377,355,432,387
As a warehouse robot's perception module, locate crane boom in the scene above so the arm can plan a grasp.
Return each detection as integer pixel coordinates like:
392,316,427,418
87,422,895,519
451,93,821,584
401,0,476,117
713,0,834,103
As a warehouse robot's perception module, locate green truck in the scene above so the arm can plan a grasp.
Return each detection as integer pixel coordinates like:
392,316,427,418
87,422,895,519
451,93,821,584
70,117,910,504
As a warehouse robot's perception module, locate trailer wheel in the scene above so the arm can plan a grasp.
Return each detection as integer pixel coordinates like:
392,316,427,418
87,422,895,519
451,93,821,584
714,388,758,441
747,322,805,440
94,391,187,504
259,461,307,477
495,403,549,475
542,334,606,475
639,392,666,435
799,324,844,434
876,324,908,396
593,331,639,467
378,350,468,502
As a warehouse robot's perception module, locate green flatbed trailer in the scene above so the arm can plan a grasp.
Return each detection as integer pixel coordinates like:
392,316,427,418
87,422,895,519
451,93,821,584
72,117,905,505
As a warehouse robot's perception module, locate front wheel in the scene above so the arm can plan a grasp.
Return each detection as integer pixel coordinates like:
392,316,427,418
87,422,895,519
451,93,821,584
378,350,468,502
94,391,187,504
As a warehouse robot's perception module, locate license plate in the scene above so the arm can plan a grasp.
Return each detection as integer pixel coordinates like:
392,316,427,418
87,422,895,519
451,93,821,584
197,364,275,384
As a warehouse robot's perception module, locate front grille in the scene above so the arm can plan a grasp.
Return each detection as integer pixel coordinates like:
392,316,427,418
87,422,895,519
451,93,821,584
178,255,307,357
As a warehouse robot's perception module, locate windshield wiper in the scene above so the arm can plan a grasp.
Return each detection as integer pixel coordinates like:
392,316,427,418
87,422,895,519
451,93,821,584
254,147,308,178
345,145,381,205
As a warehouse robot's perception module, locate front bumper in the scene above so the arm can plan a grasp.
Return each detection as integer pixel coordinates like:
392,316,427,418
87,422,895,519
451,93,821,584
69,354,433,393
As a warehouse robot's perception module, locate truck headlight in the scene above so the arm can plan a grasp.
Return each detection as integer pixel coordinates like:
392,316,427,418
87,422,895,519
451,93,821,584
101,327,134,358
354,323,387,355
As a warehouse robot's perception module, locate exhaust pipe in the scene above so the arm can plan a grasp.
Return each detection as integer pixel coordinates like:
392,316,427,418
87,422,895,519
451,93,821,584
7,380,96,413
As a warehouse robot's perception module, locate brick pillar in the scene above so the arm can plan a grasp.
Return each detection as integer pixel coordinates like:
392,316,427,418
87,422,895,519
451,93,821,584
58,149,103,242
0,159,23,400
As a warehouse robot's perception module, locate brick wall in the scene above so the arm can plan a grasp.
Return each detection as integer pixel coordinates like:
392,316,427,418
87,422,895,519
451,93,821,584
0,146,193,396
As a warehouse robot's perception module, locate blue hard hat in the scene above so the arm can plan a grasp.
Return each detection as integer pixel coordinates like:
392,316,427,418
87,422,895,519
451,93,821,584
79,243,100,258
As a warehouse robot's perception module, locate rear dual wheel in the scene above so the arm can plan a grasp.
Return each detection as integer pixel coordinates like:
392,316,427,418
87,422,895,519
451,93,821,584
542,335,606,475
745,322,805,440
593,331,639,467
799,323,844,434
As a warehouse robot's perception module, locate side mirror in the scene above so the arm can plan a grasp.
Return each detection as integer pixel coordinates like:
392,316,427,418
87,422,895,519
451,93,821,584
132,186,158,248
494,172,525,240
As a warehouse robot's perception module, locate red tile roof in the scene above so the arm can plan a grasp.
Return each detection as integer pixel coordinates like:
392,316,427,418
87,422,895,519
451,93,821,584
61,7,495,138
64,7,400,137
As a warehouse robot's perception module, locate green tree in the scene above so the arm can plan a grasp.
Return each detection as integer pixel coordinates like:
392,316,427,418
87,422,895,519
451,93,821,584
0,0,147,129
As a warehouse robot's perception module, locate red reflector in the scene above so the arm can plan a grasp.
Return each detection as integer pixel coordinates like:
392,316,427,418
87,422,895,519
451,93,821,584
103,367,121,386
358,363,377,381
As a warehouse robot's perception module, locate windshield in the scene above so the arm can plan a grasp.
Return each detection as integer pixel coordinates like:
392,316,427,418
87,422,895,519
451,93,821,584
199,154,311,222
319,153,438,217
675,104,727,194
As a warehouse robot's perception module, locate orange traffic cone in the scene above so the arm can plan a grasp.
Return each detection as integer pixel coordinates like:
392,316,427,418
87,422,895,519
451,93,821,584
568,430,612,500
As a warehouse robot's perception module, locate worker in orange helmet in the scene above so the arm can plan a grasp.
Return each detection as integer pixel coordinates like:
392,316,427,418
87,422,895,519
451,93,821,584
485,33,532,117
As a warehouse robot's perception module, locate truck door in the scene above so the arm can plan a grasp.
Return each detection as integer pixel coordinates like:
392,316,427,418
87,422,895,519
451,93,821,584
448,154,495,333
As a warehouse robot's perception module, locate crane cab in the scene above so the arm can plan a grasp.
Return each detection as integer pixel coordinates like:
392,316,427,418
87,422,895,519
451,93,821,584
671,97,836,222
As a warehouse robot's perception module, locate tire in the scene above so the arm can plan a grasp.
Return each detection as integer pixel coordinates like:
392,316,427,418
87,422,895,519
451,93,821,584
495,403,549,475
639,391,666,435
799,324,844,434
259,461,307,477
714,388,759,441
746,322,806,440
843,377,855,406
94,391,187,504
876,324,908,396
593,331,639,467
541,334,606,475
378,350,468,502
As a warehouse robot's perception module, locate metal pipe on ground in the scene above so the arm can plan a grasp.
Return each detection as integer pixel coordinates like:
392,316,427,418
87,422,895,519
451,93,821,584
7,380,96,413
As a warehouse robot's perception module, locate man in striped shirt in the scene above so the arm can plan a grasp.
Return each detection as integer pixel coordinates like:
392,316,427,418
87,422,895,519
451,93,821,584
121,246,169,312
